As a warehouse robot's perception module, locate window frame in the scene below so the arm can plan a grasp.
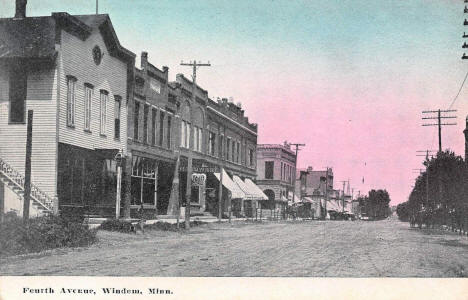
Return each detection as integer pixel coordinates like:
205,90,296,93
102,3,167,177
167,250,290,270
66,75,77,127
114,95,122,140
8,62,28,124
99,90,108,136
84,83,94,132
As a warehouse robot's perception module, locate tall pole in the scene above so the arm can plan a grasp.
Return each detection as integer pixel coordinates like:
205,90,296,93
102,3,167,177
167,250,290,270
96,0,98,14
23,110,33,224
217,127,224,221
289,143,305,204
341,180,346,213
180,60,211,229
422,109,457,153
324,167,329,220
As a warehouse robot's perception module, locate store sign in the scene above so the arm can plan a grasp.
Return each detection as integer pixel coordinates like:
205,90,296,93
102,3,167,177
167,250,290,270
192,173,206,186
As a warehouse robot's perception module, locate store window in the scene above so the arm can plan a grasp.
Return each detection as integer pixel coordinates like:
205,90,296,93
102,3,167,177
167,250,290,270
131,156,157,206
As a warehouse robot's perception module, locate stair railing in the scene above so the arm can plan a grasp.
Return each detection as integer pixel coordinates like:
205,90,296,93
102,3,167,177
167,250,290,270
0,157,54,212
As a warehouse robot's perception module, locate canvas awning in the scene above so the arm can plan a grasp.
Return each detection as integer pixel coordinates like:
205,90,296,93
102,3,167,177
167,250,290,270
233,175,257,200
214,169,245,199
302,197,315,204
244,178,268,200
326,200,342,212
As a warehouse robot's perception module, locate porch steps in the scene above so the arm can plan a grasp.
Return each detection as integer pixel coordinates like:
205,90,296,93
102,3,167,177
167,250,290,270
0,157,54,216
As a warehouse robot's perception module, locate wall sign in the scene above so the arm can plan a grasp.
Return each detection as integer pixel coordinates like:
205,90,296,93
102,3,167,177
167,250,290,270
192,173,206,186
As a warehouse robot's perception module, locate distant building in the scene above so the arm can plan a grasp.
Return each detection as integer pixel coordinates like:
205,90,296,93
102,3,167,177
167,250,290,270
256,142,297,210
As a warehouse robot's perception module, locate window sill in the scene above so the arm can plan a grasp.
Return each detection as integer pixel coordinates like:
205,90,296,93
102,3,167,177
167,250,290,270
8,121,26,125
84,129,92,134
114,137,121,142
100,133,107,138
67,124,75,129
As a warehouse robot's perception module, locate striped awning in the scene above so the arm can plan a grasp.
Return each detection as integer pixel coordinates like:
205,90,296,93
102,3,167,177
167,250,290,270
214,169,245,199
244,178,268,201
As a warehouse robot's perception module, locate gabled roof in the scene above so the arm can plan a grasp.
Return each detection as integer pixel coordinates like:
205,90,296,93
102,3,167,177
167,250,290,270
0,13,134,63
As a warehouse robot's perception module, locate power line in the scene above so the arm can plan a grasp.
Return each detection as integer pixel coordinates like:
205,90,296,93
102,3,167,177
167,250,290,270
448,70,468,109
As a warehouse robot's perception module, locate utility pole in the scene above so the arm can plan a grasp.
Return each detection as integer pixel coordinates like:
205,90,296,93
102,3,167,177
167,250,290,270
422,110,457,153
324,167,329,220
417,150,435,210
289,143,305,204
23,110,33,224
340,180,346,213
180,60,210,229
96,0,98,14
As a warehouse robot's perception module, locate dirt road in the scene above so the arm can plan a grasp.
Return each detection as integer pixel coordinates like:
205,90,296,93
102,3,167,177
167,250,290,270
1,218,468,277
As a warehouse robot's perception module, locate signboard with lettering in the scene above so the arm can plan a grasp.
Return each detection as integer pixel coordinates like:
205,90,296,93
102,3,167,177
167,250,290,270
192,173,206,186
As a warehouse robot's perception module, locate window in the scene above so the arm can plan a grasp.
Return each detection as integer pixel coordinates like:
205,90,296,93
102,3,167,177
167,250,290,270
159,111,164,146
198,127,203,152
84,84,93,131
99,90,108,135
66,76,76,127
166,115,172,148
134,101,140,141
143,104,149,144
185,122,190,148
226,138,231,161
231,140,235,162
249,149,254,167
151,108,157,145
281,162,283,180
181,120,187,148
218,135,224,158
193,126,202,152
114,96,121,139
237,141,240,163
265,161,274,179
9,63,27,123
208,132,216,156
131,156,157,206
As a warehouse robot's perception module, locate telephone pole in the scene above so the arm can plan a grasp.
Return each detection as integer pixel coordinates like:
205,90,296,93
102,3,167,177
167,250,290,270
289,143,305,204
180,60,210,229
340,181,346,213
416,150,435,209
422,110,457,152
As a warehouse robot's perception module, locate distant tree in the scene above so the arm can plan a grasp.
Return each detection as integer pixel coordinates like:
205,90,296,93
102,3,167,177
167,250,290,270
407,150,468,232
396,201,410,222
367,189,391,219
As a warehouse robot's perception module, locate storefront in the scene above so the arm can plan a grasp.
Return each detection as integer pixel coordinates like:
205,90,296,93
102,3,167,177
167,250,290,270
130,155,175,217
57,143,120,218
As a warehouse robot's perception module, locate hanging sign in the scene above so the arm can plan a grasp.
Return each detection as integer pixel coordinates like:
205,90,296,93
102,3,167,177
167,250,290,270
192,173,206,186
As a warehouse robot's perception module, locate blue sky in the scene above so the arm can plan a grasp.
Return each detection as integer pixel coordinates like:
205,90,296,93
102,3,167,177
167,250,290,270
0,0,466,204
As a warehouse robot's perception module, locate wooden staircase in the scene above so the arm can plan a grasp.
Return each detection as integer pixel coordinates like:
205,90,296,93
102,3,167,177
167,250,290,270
0,157,54,216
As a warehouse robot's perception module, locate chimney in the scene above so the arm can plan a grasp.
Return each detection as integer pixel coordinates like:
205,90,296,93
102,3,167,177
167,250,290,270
14,0,27,19
141,51,148,70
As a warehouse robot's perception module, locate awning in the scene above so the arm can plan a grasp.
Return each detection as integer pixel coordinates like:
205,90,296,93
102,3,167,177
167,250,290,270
302,197,315,204
214,169,245,199
288,191,300,203
233,175,257,200
244,178,268,200
326,200,342,212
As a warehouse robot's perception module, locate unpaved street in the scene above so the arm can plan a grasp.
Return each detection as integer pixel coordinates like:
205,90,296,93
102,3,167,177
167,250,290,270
1,218,468,277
